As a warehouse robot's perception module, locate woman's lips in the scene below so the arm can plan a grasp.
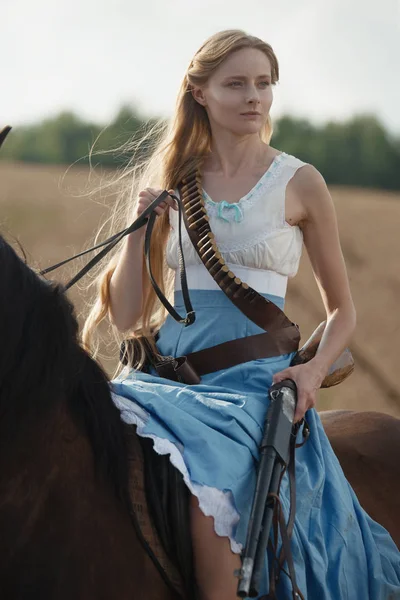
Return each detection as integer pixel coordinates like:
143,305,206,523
241,113,261,118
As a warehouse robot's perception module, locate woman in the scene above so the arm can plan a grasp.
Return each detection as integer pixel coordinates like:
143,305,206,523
83,30,400,599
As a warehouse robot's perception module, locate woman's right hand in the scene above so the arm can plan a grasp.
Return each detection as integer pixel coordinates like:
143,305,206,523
135,187,178,217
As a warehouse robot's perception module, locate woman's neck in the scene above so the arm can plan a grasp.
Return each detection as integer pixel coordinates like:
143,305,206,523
204,137,273,177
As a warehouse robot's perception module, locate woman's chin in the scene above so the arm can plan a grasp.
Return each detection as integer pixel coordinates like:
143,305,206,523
224,123,263,137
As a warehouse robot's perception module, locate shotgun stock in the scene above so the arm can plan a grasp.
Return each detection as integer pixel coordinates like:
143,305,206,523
291,321,355,388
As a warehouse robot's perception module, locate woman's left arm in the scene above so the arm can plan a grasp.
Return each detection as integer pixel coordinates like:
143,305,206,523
272,165,357,422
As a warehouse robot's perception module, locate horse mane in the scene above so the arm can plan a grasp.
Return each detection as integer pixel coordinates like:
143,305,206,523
0,234,131,510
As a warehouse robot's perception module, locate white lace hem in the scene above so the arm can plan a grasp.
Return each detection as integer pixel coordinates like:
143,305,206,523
112,392,243,554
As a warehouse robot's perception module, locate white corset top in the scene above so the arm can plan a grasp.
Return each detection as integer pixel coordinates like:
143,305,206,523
166,152,306,285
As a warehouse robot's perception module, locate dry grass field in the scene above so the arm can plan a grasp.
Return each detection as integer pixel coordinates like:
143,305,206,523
1,160,400,418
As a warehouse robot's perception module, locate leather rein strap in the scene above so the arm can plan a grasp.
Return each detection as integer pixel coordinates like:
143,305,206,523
40,191,196,327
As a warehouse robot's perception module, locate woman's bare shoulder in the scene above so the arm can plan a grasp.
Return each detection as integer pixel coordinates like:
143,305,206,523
290,163,333,222
292,162,327,193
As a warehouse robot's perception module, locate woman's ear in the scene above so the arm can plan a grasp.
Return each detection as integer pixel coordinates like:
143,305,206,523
191,86,207,107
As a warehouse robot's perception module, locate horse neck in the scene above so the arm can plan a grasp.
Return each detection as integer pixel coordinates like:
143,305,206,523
0,398,94,498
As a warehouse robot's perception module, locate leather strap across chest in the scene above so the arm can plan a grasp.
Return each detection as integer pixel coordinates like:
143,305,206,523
178,170,299,334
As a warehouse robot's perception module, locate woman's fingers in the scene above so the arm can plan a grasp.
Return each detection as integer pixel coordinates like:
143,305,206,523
137,187,177,216
272,369,291,384
145,187,162,198
294,392,316,423
271,366,317,423
167,189,178,210
294,394,307,423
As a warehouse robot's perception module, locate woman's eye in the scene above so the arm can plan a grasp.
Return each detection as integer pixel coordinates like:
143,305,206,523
228,81,270,88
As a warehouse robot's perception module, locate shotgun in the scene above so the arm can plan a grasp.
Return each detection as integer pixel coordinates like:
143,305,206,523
236,326,354,597
236,378,301,598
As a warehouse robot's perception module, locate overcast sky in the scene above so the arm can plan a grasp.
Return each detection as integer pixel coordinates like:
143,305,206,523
2,0,400,134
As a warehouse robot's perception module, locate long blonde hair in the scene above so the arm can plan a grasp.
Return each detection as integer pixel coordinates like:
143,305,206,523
82,29,280,368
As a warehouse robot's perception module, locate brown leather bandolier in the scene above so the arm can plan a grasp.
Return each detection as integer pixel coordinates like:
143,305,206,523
121,168,301,383
179,171,298,334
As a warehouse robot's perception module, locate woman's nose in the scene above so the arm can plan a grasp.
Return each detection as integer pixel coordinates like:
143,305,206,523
246,87,261,104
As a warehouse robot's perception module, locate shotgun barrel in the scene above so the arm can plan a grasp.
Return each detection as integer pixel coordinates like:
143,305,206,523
236,379,297,598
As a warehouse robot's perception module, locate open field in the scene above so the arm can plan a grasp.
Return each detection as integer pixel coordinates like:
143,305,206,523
1,160,400,418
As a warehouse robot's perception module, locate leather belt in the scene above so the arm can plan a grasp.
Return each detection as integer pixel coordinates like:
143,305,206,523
121,325,300,385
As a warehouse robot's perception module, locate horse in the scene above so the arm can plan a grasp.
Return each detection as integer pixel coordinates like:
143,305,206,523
0,233,398,600
0,235,177,600
320,410,400,547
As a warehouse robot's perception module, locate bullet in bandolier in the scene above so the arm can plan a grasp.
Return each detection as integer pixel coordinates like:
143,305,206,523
208,256,224,274
197,231,215,248
199,238,217,255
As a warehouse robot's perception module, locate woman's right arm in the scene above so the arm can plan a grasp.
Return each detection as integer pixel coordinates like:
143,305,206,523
108,187,177,332
108,228,146,332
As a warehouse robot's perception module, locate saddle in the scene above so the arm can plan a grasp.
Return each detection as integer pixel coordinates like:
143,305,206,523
124,425,196,599
126,427,274,598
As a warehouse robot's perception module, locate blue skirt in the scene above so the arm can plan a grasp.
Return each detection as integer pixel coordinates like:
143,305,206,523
112,289,400,599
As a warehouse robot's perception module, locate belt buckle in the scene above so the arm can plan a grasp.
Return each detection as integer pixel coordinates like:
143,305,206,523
154,355,177,367
154,355,179,381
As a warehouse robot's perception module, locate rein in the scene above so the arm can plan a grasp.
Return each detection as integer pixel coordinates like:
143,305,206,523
40,190,196,326
1,125,193,322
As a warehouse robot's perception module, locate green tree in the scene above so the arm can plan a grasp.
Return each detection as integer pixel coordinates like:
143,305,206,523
1,108,400,190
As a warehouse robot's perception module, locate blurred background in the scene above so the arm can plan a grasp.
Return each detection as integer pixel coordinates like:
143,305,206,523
1,0,400,416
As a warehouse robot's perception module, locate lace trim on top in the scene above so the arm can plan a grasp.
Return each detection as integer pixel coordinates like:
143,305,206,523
202,152,288,215
166,152,304,277
216,223,303,254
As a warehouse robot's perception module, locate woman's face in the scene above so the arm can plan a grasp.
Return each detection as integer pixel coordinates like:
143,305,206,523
193,47,273,137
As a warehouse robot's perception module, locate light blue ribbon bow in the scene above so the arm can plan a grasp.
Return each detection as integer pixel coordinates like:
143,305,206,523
217,201,244,223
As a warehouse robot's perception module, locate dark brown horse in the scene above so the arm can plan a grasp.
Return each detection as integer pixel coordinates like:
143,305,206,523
0,234,399,600
320,410,400,548
0,235,177,600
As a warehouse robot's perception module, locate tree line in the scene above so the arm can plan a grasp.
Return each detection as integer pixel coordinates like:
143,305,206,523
2,106,400,190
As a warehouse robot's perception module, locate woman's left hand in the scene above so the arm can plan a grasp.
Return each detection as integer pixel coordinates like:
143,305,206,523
272,361,325,423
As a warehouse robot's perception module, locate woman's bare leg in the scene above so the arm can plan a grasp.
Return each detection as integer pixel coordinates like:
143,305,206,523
189,494,241,600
